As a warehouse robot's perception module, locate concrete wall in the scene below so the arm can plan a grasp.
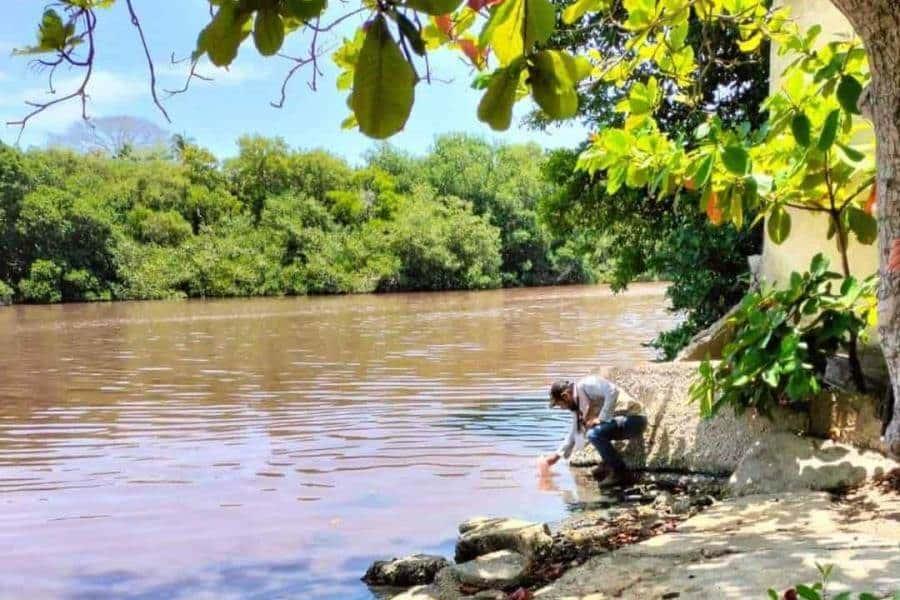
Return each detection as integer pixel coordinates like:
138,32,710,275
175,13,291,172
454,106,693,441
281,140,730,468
760,0,878,285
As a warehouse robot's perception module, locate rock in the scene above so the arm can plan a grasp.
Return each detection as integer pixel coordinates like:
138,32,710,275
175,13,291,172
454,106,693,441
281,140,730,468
727,432,900,496
534,489,900,599
456,517,551,563
390,584,443,599
568,363,808,475
467,591,507,600
363,554,450,587
450,550,528,590
809,389,887,453
670,498,692,515
675,304,741,361
652,491,674,511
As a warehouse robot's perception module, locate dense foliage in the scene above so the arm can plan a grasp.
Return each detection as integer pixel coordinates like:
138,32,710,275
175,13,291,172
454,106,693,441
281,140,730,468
0,134,596,304
541,147,762,359
690,254,876,419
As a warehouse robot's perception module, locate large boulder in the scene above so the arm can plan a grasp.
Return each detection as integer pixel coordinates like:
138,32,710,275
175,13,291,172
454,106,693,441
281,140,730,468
390,584,442,599
363,554,450,587
455,517,552,563
568,363,808,475
727,432,899,496
449,550,528,590
809,389,887,453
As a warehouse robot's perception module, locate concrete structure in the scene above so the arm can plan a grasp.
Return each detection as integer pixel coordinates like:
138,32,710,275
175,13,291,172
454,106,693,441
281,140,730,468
760,0,878,285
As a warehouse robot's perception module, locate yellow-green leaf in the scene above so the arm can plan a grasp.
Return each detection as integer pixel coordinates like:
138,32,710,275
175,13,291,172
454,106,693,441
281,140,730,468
529,50,582,119
254,9,285,56
477,61,524,131
562,0,611,25
767,206,791,244
351,16,417,139
481,0,555,65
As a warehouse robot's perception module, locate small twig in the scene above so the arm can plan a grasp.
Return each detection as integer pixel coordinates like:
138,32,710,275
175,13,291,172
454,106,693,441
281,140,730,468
164,54,214,97
125,0,171,123
7,8,97,144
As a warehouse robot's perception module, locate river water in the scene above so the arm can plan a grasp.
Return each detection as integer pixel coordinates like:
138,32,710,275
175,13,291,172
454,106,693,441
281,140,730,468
0,284,675,599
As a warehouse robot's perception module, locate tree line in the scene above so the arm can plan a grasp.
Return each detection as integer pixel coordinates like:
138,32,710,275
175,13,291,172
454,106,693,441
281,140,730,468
0,133,601,305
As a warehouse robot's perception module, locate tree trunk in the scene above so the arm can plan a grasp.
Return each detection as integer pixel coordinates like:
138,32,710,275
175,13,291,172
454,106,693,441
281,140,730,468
829,0,900,458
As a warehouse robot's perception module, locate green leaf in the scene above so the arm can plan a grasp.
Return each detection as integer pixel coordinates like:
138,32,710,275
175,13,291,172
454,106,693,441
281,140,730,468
254,8,285,56
406,0,464,16
818,109,840,152
562,0,611,25
692,154,714,188
768,206,792,245
282,0,328,20
477,62,523,131
836,74,863,115
196,3,249,66
529,50,584,120
351,16,417,139
791,112,812,147
722,146,750,175
38,9,68,51
481,0,554,65
847,206,877,245
836,142,865,162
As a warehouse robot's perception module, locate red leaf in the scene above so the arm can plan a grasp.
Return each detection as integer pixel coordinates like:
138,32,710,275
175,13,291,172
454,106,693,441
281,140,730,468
889,238,900,274
865,185,877,216
435,14,453,36
706,191,723,225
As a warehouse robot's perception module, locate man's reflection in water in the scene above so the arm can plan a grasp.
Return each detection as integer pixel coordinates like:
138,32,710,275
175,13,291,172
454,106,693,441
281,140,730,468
536,460,611,506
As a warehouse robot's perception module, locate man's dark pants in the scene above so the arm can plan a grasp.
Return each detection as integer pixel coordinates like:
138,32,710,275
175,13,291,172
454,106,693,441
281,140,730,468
586,415,648,474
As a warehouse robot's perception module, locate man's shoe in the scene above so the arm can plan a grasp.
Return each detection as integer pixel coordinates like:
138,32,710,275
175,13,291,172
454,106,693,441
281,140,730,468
597,470,628,488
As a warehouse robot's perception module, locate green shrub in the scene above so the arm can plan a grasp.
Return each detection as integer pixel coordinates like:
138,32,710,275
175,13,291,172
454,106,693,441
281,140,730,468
0,280,13,304
19,259,63,303
690,254,876,419
127,206,192,246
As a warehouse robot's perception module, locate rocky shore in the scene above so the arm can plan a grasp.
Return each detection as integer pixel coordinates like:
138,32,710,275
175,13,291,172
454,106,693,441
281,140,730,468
363,363,900,599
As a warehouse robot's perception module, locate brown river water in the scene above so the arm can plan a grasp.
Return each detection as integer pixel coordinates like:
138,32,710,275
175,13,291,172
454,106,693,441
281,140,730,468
0,284,676,599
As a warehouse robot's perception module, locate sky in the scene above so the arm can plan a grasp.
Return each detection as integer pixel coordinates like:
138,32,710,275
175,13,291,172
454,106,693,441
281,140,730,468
0,1,590,163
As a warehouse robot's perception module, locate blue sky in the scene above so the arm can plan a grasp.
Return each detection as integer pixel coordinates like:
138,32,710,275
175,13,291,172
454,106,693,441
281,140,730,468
0,1,589,162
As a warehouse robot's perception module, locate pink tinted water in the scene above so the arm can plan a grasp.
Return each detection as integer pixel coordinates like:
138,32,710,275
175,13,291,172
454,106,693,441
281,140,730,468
0,285,675,599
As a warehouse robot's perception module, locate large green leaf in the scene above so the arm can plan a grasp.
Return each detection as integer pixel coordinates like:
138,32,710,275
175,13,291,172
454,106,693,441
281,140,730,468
836,74,862,115
817,109,840,152
406,0,464,15
528,51,588,120
477,62,524,131
790,112,811,147
481,0,555,65
721,146,750,175
767,206,791,245
196,3,250,66
351,16,416,139
254,8,285,56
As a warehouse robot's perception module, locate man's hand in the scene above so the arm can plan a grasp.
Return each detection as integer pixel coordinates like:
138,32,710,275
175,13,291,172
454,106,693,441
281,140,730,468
539,454,560,470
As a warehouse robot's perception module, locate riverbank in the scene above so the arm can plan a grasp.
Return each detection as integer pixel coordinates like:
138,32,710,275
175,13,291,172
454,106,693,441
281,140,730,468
537,478,900,598
364,362,900,598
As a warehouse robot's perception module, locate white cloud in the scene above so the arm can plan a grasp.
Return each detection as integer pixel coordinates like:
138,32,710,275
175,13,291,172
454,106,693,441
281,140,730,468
2,69,147,133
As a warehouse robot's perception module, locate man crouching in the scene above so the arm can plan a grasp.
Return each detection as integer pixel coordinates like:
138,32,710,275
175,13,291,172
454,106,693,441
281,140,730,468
539,375,647,487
